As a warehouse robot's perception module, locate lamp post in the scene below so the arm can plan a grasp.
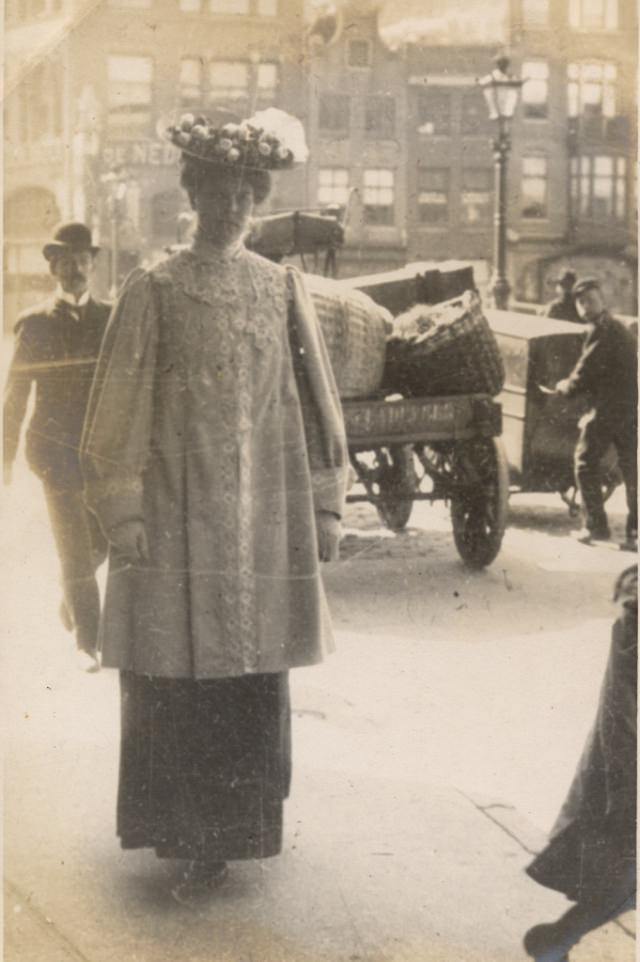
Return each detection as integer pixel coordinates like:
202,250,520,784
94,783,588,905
479,56,524,310
100,167,128,296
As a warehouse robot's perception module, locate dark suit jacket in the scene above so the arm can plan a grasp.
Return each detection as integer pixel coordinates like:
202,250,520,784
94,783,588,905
565,311,638,422
3,295,111,490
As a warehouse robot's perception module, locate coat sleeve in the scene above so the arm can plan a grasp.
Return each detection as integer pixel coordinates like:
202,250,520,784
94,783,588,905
286,267,348,518
80,272,159,535
565,325,609,397
3,319,35,469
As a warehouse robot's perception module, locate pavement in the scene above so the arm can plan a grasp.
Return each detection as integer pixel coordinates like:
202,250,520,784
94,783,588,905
2,466,637,961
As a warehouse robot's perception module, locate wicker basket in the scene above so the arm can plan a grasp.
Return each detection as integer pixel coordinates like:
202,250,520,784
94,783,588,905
382,290,505,398
304,274,391,399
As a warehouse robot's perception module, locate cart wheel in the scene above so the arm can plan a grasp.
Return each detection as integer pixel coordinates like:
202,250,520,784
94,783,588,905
374,445,419,532
450,437,509,568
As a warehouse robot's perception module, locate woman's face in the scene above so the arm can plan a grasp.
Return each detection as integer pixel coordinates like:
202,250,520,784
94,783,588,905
193,176,254,247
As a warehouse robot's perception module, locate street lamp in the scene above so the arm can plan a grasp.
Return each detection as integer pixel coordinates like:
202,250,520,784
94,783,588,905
100,167,128,296
479,55,524,310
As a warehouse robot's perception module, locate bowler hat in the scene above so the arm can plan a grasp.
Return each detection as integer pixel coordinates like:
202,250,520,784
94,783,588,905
43,222,99,261
553,268,577,291
571,276,601,298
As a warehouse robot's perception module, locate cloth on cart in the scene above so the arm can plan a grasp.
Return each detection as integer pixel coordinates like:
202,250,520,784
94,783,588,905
303,273,392,399
381,290,505,398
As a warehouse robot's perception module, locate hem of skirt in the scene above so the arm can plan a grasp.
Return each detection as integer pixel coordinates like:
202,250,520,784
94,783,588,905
118,833,283,861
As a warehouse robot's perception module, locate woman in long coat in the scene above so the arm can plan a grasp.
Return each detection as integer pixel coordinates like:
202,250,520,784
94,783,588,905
80,115,348,899
523,564,637,960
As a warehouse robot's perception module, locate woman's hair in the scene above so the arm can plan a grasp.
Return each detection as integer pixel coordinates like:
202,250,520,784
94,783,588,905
180,155,271,207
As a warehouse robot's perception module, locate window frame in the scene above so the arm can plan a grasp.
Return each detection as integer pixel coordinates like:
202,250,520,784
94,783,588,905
571,153,627,221
520,154,549,220
521,60,549,121
460,168,492,228
416,87,452,137
316,168,350,208
318,92,350,136
364,95,396,140
362,168,395,226
416,167,450,226
106,54,154,130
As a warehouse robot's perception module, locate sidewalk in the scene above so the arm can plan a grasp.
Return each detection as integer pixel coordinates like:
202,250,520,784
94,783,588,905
4,652,635,962
2,469,635,961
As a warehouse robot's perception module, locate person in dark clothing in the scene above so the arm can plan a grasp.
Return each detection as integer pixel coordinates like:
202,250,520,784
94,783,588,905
3,222,111,671
523,564,637,961
555,277,637,547
542,269,582,324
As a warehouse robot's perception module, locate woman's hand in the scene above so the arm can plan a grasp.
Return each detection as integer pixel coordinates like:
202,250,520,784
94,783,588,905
109,519,149,564
316,510,342,562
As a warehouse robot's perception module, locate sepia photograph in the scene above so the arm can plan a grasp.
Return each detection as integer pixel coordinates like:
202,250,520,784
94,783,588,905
2,0,637,958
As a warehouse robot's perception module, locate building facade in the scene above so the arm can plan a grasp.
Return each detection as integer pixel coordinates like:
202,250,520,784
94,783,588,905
4,0,308,320
4,0,637,320
306,0,637,311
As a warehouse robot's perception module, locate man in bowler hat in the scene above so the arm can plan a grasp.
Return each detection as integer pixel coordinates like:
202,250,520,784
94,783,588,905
555,277,637,548
542,268,582,323
3,222,112,670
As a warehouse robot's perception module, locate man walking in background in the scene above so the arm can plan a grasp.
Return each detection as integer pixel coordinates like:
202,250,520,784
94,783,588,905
541,268,582,324
555,277,637,549
3,222,111,671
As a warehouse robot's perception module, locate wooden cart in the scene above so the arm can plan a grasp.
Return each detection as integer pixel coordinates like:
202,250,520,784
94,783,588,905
343,393,509,568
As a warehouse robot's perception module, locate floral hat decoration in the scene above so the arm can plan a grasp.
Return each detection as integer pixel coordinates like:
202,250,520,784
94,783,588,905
166,108,308,172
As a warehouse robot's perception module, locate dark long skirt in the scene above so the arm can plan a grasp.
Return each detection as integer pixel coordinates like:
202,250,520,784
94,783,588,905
117,670,291,861
526,569,637,906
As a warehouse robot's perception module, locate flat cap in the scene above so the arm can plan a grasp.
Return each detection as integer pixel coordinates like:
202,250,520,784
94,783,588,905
571,276,601,297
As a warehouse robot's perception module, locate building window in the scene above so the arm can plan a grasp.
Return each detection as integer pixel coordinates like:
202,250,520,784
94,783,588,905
179,58,202,104
25,62,57,139
365,96,395,139
521,0,549,25
210,0,249,12
569,0,617,30
568,62,616,117
417,168,449,225
256,62,278,106
417,89,451,136
318,93,350,135
461,169,492,226
363,169,394,226
257,0,277,13
461,89,488,136
521,156,548,218
572,155,626,220
107,55,153,129
317,168,349,207
522,61,549,119
347,40,371,68
209,61,249,104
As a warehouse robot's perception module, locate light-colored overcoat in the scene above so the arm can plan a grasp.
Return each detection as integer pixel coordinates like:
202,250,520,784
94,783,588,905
81,243,348,679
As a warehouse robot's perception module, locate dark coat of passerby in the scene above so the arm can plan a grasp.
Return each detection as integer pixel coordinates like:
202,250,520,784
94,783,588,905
3,222,111,671
542,269,582,324
79,113,348,901
555,277,637,546
524,564,637,961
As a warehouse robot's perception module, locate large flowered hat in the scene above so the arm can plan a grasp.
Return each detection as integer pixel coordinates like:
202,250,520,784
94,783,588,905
166,108,307,172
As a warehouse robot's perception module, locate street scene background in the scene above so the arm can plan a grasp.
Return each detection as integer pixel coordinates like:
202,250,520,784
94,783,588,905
2,429,636,960
3,0,638,957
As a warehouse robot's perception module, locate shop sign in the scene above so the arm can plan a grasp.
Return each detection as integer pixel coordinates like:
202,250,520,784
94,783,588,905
103,141,180,168
6,139,65,168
